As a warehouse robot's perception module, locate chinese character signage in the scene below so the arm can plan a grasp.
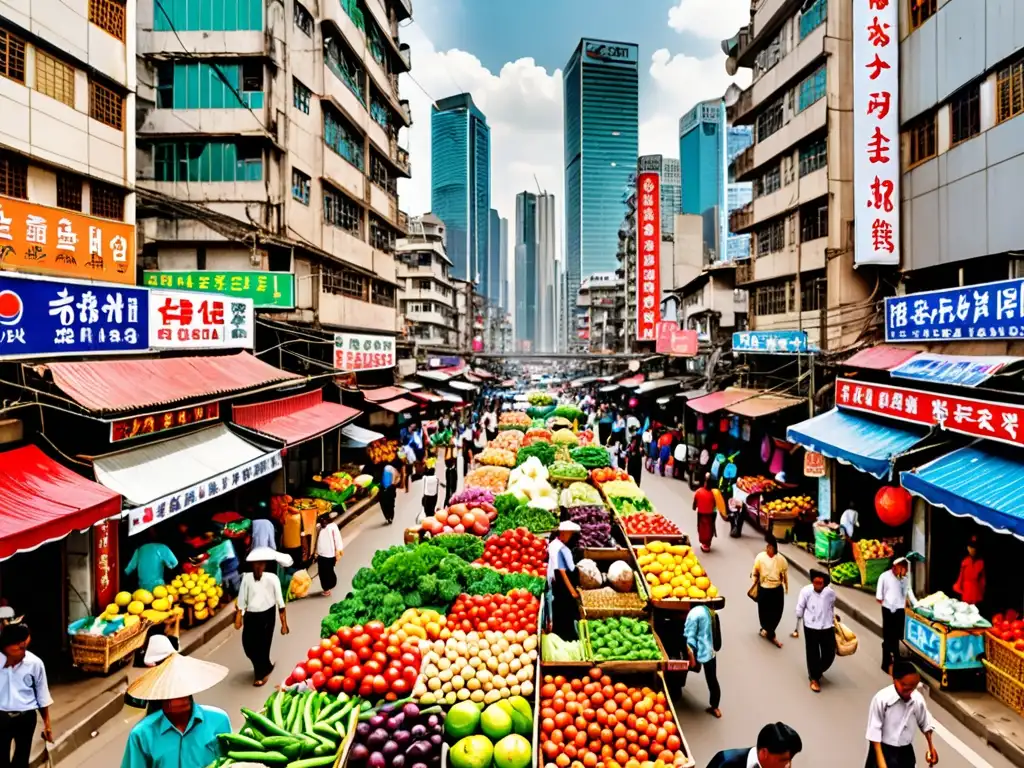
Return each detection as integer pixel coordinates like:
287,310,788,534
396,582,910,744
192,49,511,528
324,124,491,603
655,322,698,357
110,402,222,443
733,330,809,354
0,272,147,359
93,519,118,611
0,196,136,285
836,377,1024,450
127,451,282,535
144,270,295,309
636,172,662,342
885,278,1024,342
149,290,254,349
333,332,396,371
803,451,826,478
890,353,1019,388
854,0,900,265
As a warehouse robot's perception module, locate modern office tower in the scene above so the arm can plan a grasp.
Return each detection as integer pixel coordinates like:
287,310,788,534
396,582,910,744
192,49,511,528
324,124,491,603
638,155,680,238
487,208,501,305
499,216,510,312
514,191,557,351
563,38,639,335
431,93,490,284
679,99,724,218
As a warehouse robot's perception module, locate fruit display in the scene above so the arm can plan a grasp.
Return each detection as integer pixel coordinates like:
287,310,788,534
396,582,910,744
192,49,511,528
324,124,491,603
538,669,688,768
620,514,682,538
367,438,399,463
478,448,518,468
476,529,548,576
527,392,555,406
168,568,223,622
989,610,1024,645
464,467,512,494
830,561,861,585
601,481,654,515
636,541,719,602
586,618,663,662
499,412,532,431
761,495,816,519
736,475,780,494
284,620,422,698
551,429,579,447
490,430,525,452
421,504,493,537
524,428,554,444
446,590,541,634
446,698,535,768
388,608,449,644
590,468,633,486
564,506,613,549
576,429,596,446
916,591,989,628
857,538,895,560
569,446,611,469
314,471,353,494
548,461,588,482
411,629,538,705
578,587,647,613
450,488,496,507
349,700,445,768
81,586,182,635
542,633,586,662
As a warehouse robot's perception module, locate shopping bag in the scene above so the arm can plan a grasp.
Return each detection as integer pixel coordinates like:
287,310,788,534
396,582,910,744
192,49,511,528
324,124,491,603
747,582,759,602
288,569,312,600
834,615,858,657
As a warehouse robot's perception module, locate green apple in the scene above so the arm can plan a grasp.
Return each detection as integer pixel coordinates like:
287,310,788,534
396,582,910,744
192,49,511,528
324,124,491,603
493,734,532,768
480,702,513,740
446,701,482,740
449,735,494,768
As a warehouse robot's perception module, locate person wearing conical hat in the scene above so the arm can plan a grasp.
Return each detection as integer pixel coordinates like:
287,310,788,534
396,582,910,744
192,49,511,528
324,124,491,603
234,547,292,687
119,653,230,768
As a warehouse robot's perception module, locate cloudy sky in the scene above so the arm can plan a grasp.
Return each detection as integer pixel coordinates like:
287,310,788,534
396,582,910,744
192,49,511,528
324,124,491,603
396,0,752,236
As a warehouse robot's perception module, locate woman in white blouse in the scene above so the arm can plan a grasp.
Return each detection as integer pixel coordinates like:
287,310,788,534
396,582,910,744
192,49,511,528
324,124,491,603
234,548,291,686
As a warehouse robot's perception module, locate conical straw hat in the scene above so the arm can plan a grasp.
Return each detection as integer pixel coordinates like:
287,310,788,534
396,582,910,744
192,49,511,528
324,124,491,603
126,653,229,701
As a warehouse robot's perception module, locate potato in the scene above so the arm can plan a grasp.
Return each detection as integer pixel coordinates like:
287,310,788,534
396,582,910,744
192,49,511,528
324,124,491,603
520,680,534,697
428,678,441,691
456,688,470,700
470,689,485,703
452,675,465,689
438,668,453,682
523,636,538,652
510,684,521,696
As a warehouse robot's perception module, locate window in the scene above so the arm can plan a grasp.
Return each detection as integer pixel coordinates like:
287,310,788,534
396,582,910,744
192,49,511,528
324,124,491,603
997,57,1024,125
89,0,126,41
322,264,368,299
371,281,395,307
800,200,828,242
753,31,784,79
324,108,364,170
0,28,26,84
755,220,785,257
35,51,75,107
801,277,825,312
324,34,365,102
755,98,784,142
367,23,386,68
753,281,791,316
340,0,365,31
950,82,981,145
417,279,432,290
90,180,126,220
291,168,310,205
293,78,311,113
0,152,27,199
370,215,395,252
241,62,262,95
293,1,313,36
906,111,936,167
796,65,826,113
370,93,389,129
370,154,395,195
153,141,264,182
323,185,362,236
156,62,262,110
755,164,781,198
155,0,262,31
799,137,827,177
909,0,937,31
57,173,82,211
90,80,123,130
799,0,827,40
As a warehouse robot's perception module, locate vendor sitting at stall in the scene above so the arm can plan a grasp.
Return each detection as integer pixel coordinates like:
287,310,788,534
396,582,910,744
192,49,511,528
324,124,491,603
124,530,179,592
839,506,859,560
546,521,581,640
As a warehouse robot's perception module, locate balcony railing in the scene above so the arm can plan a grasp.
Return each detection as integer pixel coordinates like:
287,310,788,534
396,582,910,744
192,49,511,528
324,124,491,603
730,202,753,232
397,210,408,231
736,260,754,285
731,145,755,180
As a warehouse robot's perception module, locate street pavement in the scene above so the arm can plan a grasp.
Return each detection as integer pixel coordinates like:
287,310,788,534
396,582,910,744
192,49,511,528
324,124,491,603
66,469,1014,768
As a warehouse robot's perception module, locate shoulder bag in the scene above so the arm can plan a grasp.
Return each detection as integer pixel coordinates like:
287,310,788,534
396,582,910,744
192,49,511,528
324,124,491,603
834,614,859,657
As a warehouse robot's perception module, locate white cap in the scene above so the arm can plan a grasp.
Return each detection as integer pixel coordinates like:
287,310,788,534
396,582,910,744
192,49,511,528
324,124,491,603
558,521,581,533
247,547,294,566
144,635,176,667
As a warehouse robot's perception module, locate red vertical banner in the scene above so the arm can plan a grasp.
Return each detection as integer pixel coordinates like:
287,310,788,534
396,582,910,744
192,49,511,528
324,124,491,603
93,520,118,610
636,172,662,341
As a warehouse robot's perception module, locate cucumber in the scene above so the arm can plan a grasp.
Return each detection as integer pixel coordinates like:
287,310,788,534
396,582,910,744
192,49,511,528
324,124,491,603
334,721,347,741
240,708,292,739
312,722,340,743
313,743,337,757
285,755,339,768
302,691,316,734
284,695,300,732
271,690,286,727
218,733,265,751
261,736,302,750
321,701,354,726
291,693,310,735
226,750,288,765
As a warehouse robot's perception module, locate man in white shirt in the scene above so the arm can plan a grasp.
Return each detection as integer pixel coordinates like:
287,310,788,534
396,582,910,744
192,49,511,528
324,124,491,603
673,441,687,481
315,521,344,596
865,660,938,767
793,569,838,692
0,623,53,764
840,507,859,539
877,557,910,674
422,467,440,520
234,548,291,686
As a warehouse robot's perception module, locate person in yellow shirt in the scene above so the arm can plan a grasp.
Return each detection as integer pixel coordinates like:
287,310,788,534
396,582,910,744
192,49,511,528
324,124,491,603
751,534,789,648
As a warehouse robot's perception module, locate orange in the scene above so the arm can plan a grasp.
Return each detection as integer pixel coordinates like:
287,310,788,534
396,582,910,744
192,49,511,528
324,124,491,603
615,750,629,764
613,724,626,738
575,732,588,748
588,723,602,740
553,699,566,713
583,754,599,768
555,755,570,768
601,728,614,744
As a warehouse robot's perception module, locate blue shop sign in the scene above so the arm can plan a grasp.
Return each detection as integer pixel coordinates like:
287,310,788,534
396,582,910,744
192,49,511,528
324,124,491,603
885,278,1024,342
733,330,809,354
0,272,148,359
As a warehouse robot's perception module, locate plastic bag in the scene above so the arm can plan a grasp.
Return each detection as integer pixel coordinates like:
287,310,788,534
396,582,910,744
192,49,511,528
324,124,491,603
288,569,312,600
577,559,603,590
607,561,635,593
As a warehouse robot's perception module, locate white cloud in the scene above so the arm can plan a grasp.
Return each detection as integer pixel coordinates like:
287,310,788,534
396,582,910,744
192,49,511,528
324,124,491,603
667,0,752,41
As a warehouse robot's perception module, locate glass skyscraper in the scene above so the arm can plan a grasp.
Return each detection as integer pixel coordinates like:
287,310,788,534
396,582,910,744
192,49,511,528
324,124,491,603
563,38,639,318
487,208,501,305
431,93,491,283
514,192,538,348
679,99,723,218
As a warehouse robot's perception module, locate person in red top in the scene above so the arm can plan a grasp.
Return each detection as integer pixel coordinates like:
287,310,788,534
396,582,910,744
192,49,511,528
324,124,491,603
953,535,986,607
693,475,718,552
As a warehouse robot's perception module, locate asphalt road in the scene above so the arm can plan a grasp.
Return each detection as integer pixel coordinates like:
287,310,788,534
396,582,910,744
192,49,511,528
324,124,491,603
67,469,1014,768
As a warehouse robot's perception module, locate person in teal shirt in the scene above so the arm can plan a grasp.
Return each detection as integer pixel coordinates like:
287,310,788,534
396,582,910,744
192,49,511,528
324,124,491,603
683,604,722,718
120,652,230,768
125,534,179,592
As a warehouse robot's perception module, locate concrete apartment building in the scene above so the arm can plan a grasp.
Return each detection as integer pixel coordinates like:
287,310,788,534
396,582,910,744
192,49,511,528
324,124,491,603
396,212,456,351
135,0,413,346
577,271,622,354
0,0,135,263
724,0,871,349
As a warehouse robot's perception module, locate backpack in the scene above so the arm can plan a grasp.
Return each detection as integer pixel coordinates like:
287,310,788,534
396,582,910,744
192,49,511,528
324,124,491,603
710,608,722,651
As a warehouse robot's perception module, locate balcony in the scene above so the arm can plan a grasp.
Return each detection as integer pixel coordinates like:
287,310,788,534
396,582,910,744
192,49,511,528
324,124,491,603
389,141,411,176
405,309,452,328
753,98,827,173
736,260,754,285
398,210,408,231
752,24,826,109
731,145,755,181
730,202,754,233
399,44,411,70
727,85,754,125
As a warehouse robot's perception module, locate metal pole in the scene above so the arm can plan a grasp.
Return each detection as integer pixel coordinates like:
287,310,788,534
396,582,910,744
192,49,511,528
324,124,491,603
808,352,815,418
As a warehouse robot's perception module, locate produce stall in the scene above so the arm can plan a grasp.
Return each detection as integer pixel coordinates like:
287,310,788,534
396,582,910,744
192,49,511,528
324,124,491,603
902,592,989,688
984,609,1024,714
744,490,817,541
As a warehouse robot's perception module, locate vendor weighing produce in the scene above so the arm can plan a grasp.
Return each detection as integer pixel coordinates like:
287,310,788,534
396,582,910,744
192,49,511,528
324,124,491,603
546,521,581,639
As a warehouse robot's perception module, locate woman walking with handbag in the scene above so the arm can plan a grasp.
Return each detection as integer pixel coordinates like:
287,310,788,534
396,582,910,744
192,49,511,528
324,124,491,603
750,535,788,648
792,569,837,692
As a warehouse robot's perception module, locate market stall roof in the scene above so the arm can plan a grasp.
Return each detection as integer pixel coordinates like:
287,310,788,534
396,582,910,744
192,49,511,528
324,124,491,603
232,389,360,445
340,424,385,448
726,392,804,418
685,388,761,414
619,375,645,388
635,378,680,395
900,443,1024,538
395,381,422,391
377,397,419,413
676,388,709,399
472,368,494,379
437,391,464,403
890,352,1024,387
45,352,299,413
410,391,444,403
464,373,483,384
0,445,122,560
361,386,408,402
93,425,279,531
448,380,478,392
842,345,921,371
787,408,929,479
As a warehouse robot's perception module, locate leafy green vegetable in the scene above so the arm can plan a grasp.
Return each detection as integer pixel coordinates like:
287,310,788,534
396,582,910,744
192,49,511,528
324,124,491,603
377,544,448,591
516,442,557,467
437,578,463,603
548,461,588,480
372,544,412,571
404,590,424,608
570,446,611,469
417,573,440,603
503,572,546,596
495,492,526,517
351,567,379,590
464,569,504,596
551,405,585,423
306,486,355,506
431,533,485,562
588,616,662,661
491,506,559,535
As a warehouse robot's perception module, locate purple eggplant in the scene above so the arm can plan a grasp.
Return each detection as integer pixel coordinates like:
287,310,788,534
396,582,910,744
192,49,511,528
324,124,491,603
382,740,400,759
350,744,369,763
369,714,387,728
367,728,390,749
387,713,406,731
392,755,406,768
402,702,421,720
407,741,433,761
410,724,428,740
356,722,372,740
368,753,387,768
394,730,412,747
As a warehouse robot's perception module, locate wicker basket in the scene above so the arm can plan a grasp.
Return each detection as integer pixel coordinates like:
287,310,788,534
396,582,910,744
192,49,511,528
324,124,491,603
71,620,150,674
984,660,1024,715
852,545,892,589
985,633,1024,681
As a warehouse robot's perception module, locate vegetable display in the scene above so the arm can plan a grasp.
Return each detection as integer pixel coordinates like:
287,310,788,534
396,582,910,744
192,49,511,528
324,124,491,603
477,448,517,468
569,446,610,469
491,505,559,536
564,506,612,549
542,632,585,662
587,617,662,662
477,528,548,576
563,482,603,506
450,488,496,508
430,534,486,563
412,629,538,705
430,430,454,448
526,392,555,406
620,513,682,537
550,429,578,446
830,561,860,585
576,429,596,446
579,587,647,612
464,467,511,494
601,481,654,515
548,461,588,482
550,405,585,424
590,467,633,485
367,439,399,463
446,590,541,633
420,503,495,537
498,413,532,431
527,404,557,419
388,608,448,644
516,442,557,467
636,541,720,601
916,591,989,628
489,431,525,452
348,700,445,768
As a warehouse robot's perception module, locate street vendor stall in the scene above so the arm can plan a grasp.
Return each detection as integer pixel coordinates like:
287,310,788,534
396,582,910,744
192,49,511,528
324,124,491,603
902,591,988,688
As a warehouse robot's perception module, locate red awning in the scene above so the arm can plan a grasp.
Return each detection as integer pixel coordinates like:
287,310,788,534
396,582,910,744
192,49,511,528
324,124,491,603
45,352,299,413
686,388,762,414
232,389,361,445
0,446,121,560
844,345,921,371
361,387,407,403
410,391,444,403
378,397,419,413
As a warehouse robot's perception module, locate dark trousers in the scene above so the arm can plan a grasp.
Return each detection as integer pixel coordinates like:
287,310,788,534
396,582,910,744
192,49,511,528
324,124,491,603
865,743,916,767
462,452,472,476
422,494,438,519
757,586,785,640
804,626,835,682
444,470,457,505
380,487,396,523
241,607,276,681
693,656,721,709
882,608,906,672
318,555,338,592
0,711,36,768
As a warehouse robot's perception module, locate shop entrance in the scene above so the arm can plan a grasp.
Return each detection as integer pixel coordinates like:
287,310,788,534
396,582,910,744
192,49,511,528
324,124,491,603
0,541,65,671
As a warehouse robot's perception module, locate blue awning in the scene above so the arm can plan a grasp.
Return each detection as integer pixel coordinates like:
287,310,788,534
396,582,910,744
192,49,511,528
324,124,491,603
901,444,1024,539
786,409,929,479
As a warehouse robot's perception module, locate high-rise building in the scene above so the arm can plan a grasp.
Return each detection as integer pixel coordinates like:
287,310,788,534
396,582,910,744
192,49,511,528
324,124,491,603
397,213,457,350
563,38,639,341
514,191,557,351
679,100,724,218
514,192,537,349
431,93,490,284
725,125,753,261
487,208,501,305
638,155,680,238
499,216,510,312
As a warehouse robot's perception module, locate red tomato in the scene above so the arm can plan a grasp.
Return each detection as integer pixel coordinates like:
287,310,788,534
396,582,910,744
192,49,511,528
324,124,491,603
307,646,323,660
384,666,401,684
326,675,344,694
331,658,346,674
321,650,335,665
356,645,373,662
342,650,359,668
306,658,324,674
345,665,363,680
320,639,333,650
364,660,383,676
372,675,389,695
365,620,386,639
310,671,326,689
291,665,307,682
402,666,419,685
338,627,354,646
372,651,388,666
342,676,357,694
386,645,401,658
391,678,410,695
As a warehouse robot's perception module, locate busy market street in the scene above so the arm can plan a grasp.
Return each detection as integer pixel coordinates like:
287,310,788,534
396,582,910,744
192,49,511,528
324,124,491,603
64,462,1016,768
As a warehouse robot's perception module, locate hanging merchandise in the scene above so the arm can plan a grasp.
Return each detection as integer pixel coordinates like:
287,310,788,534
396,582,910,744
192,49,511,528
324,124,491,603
875,485,913,527
741,420,752,442
719,416,729,432
761,434,772,463
728,415,740,439
696,415,705,431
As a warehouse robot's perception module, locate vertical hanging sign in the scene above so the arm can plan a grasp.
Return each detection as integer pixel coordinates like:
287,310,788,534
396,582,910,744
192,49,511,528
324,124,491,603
636,172,661,341
853,0,900,265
